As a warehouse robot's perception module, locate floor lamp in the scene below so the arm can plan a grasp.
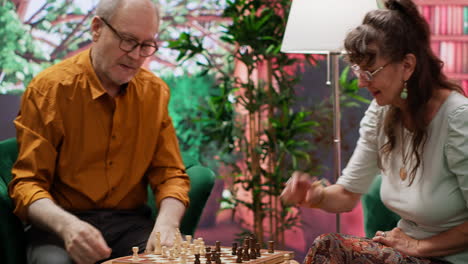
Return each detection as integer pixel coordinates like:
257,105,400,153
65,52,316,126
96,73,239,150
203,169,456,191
281,0,377,233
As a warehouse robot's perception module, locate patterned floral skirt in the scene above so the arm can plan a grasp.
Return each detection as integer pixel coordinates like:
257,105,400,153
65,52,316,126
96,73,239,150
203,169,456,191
303,233,452,264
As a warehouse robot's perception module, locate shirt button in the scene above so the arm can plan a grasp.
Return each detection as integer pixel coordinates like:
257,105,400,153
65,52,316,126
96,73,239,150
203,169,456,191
112,135,116,140
109,161,113,166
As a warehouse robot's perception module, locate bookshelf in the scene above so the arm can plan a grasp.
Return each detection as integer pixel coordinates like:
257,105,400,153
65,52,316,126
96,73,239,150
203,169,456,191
414,0,468,92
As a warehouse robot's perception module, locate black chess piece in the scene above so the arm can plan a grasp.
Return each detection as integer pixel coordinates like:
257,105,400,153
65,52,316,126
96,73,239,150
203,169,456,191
194,254,201,264
242,244,250,261
255,243,261,257
215,241,221,253
206,252,212,264
268,241,275,253
215,252,222,264
236,247,243,263
232,242,238,256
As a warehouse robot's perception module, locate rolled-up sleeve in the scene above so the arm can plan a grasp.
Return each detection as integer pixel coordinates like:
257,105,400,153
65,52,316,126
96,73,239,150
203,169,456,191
147,104,190,208
8,85,63,222
336,100,382,194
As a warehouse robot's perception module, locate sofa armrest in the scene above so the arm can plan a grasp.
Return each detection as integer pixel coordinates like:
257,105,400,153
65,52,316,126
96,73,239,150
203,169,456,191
146,164,216,236
0,178,27,264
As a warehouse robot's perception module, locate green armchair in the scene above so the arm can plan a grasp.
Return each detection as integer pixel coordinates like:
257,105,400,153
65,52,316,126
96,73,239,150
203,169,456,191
361,174,400,238
0,137,216,264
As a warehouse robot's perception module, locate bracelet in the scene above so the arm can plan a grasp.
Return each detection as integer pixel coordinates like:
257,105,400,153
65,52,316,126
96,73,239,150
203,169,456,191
308,181,326,208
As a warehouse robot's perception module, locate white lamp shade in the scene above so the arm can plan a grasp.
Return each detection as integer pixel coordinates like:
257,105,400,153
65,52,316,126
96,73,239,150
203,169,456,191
281,0,378,54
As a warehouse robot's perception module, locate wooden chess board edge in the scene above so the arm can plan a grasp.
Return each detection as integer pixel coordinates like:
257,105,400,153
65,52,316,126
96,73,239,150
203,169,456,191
110,248,295,264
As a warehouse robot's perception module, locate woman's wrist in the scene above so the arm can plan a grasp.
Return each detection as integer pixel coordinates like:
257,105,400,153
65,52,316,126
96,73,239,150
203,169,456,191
308,182,326,208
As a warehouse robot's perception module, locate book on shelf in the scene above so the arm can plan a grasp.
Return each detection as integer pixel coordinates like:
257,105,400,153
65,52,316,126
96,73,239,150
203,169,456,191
416,1,468,84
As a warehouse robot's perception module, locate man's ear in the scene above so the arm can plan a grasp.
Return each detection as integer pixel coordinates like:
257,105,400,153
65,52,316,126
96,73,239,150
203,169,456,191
402,53,416,81
91,17,103,42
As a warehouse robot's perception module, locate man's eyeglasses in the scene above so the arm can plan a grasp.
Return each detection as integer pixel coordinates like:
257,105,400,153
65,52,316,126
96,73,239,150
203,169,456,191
100,17,158,57
351,62,391,82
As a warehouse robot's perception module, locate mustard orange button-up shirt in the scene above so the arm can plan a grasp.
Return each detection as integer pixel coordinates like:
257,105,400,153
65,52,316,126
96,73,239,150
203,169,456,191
9,49,190,222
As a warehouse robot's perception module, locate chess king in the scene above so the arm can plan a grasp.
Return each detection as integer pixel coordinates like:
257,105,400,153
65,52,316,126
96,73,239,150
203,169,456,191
8,0,190,263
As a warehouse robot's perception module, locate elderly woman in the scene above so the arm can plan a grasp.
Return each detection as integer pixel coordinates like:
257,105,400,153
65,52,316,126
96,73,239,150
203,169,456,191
281,0,468,263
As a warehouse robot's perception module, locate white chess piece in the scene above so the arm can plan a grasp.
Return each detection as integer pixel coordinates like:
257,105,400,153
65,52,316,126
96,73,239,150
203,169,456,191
185,235,192,244
132,246,140,261
154,232,162,255
283,253,300,264
162,246,168,258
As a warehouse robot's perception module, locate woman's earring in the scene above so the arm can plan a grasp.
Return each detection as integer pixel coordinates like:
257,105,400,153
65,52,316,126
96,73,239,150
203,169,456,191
400,81,408,100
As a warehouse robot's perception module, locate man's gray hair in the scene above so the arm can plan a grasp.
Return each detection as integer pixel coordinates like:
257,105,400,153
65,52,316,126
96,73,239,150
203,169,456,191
95,0,160,23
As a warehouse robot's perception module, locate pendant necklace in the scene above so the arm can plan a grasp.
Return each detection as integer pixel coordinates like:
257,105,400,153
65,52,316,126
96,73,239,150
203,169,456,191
399,126,408,181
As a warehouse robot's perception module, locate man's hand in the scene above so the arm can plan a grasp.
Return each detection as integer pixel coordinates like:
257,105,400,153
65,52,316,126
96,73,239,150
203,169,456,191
145,197,186,252
61,218,112,264
27,198,111,264
146,223,179,252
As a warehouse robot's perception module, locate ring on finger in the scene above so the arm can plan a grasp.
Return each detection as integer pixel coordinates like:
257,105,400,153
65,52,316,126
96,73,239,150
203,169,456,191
381,232,386,237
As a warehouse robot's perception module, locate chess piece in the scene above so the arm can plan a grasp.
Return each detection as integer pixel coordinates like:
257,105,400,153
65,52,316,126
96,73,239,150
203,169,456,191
132,246,140,261
242,245,250,261
283,253,300,264
236,247,243,263
215,241,221,253
232,242,238,255
205,246,212,258
255,243,261,257
215,252,221,264
154,232,162,255
268,241,275,253
186,235,193,244
162,246,168,258
249,246,257,259
194,253,201,264
206,252,212,264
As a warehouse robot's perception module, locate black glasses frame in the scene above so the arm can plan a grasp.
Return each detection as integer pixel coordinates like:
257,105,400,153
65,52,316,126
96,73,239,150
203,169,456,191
99,17,158,57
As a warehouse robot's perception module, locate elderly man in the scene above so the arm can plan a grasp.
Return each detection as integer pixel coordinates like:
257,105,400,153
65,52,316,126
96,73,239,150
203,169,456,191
8,0,190,263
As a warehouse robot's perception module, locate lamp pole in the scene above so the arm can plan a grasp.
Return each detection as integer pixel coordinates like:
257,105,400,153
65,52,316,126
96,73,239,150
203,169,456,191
327,52,342,233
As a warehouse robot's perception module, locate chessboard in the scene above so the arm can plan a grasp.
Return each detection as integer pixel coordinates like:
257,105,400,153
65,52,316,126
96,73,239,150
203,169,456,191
109,246,294,264
104,230,296,264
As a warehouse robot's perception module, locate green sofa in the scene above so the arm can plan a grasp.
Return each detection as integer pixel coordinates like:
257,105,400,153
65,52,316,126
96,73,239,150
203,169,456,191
0,137,215,264
361,174,401,238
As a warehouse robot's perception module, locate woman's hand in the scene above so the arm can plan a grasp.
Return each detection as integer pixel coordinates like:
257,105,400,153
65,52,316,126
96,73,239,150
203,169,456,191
281,171,324,208
373,228,422,257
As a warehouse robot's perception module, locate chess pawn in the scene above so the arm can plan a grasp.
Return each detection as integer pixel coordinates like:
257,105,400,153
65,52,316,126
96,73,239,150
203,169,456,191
232,242,238,255
206,252,212,264
215,241,221,252
268,241,275,253
236,247,243,263
180,254,187,264
189,244,195,255
249,246,257,259
215,252,221,264
182,241,189,250
154,232,162,255
194,253,201,264
200,244,206,255
162,246,168,258
242,245,250,261
255,243,261,257
132,246,140,261
186,235,193,244
205,246,211,258
283,253,300,264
